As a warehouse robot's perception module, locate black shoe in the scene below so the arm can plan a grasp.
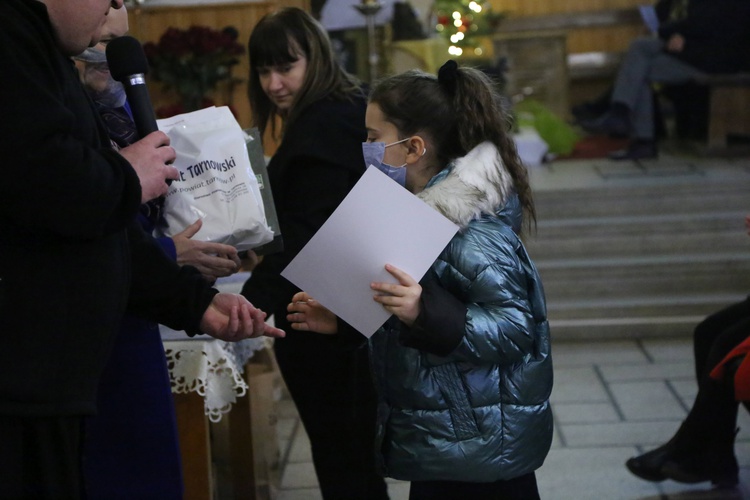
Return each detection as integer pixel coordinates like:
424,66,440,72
625,441,674,482
579,111,631,137
608,140,658,161
572,103,604,123
661,454,739,487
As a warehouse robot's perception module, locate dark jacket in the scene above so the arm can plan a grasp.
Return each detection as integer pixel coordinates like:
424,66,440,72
0,0,217,416
658,0,750,73
241,93,367,330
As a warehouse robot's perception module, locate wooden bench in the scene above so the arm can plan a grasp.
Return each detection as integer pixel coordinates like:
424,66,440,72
693,72,750,151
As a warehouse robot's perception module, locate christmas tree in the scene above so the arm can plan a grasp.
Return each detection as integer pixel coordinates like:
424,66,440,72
433,0,503,57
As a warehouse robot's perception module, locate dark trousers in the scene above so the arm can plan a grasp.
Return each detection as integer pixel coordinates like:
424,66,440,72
274,331,389,500
409,472,540,500
682,297,750,443
0,415,84,499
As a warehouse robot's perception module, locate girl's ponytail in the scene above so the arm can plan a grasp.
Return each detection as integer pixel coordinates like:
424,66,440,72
439,60,536,229
372,61,536,229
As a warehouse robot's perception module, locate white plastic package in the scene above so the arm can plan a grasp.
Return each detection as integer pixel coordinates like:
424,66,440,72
155,106,274,251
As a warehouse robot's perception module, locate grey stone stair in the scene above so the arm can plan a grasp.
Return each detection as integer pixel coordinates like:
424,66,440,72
525,165,750,340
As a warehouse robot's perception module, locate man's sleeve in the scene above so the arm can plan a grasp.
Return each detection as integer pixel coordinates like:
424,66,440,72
0,19,142,240
126,221,217,335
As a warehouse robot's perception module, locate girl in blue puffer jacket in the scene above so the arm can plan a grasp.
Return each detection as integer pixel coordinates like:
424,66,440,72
287,60,553,500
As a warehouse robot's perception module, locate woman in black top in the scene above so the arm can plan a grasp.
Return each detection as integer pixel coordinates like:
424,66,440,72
241,8,388,499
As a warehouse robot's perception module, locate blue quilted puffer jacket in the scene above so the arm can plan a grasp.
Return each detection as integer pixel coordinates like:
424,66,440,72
369,141,553,482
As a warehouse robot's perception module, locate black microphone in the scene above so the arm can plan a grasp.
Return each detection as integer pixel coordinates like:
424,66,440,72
106,35,158,139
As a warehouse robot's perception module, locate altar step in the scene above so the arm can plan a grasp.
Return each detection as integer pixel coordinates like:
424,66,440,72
525,162,750,340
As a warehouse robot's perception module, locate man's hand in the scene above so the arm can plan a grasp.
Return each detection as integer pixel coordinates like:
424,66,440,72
119,131,179,203
666,33,685,53
371,264,422,326
173,219,241,283
200,293,285,341
240,249,262,272
287,292,338,334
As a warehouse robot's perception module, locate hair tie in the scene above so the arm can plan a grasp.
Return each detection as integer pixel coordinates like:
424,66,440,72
438,59,459,95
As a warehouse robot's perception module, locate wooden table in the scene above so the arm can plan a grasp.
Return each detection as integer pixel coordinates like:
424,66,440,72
162,336,278,499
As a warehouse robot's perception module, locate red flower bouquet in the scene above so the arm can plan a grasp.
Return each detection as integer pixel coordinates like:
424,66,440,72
144,25,245,115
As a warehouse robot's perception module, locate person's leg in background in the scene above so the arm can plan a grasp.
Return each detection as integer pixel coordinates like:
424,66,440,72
580,37,702,160
611,50,703,159
626,315,750,486
580,37,665,139
693,297,750,382
274,332,389,500
658,316,750,486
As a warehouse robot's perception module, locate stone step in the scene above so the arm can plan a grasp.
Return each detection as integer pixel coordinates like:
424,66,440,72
527,212,747,259
528,211,745,242
546,293,743,321
526,161,750,340
528,232,746,261
548,315,706,340
537,253,750,298
533,183,749,220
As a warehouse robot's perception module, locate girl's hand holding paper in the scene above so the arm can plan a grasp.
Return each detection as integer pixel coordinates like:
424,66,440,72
370,264,422,327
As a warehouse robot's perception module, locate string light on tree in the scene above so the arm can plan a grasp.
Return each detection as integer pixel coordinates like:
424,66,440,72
434,0,503,56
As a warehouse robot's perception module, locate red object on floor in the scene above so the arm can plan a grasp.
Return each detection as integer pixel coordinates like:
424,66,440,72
558,135,630,160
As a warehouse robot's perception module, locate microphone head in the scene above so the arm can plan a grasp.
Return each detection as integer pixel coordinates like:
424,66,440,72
106,35,149,82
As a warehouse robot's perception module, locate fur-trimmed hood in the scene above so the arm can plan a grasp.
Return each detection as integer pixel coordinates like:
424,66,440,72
417,141,514,230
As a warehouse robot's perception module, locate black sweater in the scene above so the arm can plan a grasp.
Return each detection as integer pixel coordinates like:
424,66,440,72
0,0,217,416
241,93,367,332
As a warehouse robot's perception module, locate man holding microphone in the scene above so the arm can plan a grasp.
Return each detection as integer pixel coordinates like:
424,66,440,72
0,0,283,497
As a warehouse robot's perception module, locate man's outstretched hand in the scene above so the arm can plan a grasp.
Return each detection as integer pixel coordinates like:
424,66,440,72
200,293,285,341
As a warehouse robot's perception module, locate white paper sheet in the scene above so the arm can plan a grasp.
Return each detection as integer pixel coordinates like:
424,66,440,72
281,167,459,337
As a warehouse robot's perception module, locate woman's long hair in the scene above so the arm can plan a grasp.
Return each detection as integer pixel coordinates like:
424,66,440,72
248,7,361,138
369,61,536,229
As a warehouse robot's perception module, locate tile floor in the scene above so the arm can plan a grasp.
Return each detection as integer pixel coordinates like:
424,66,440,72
272,153,750,499
273,338,750,500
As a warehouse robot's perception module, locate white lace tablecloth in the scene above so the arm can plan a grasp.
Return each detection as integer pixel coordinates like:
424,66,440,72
160,271,269,422
162,335,268,422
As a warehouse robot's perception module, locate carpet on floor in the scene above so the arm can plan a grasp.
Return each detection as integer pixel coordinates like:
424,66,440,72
557,134,629,160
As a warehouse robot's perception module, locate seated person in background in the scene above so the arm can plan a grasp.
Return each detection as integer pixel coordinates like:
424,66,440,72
580,0,750,160
571,0,671,124
74,6,243,498
625,214,750,488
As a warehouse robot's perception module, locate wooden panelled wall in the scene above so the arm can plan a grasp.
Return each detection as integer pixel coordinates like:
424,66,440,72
488,0,646,55
127,0,308,132
128,0,640,148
